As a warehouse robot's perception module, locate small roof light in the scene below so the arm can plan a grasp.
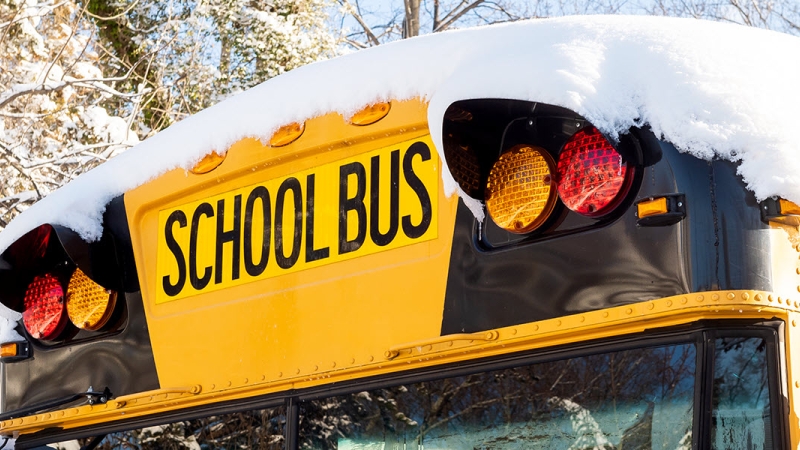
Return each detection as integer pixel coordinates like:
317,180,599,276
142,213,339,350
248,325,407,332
190,152,226,174
269,122,305,147
348,102,391,126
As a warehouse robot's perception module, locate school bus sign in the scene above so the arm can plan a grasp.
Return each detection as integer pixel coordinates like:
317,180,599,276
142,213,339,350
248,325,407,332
155,136,439,303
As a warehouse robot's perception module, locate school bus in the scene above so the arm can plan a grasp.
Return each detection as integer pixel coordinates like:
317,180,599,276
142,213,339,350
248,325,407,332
0,94,798,449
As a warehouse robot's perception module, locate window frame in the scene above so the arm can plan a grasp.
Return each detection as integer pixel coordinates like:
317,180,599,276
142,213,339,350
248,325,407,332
18,320,788,450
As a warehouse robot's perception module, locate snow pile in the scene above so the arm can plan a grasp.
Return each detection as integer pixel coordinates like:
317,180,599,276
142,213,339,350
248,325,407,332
1,15,799,257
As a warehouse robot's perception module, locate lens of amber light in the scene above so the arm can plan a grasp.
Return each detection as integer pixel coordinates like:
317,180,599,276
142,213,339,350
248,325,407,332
349,102,391,125
485,145,557,234
269,122,305,147
66,268,117,331
190,151,226,174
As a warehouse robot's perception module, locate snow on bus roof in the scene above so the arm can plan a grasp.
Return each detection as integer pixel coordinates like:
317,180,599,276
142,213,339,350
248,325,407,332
1,15,800,272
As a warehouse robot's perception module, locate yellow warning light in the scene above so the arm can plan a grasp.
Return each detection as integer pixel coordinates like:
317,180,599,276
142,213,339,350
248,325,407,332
485,145,557,234
0,343,17,358
66,268,117,331
269,122,305,147
637,197,669,218
190,151,226,175
348,102,391,126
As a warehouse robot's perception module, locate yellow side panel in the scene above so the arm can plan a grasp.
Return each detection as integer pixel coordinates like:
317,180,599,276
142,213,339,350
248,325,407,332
125,100,460,389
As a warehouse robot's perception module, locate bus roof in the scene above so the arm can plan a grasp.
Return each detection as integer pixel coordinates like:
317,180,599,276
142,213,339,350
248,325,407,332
0,15,798,314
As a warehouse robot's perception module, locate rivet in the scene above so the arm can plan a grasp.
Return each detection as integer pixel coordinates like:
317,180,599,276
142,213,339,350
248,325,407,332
741,292,750,300
313,365,319,371
579,316,586,322
424,344,433,351
369,356,374,362
769,295,775,302
795,301,799,308
603,312,609,318
626,308,633,315
696,295,704,302
350,358,356,364
296,369,301,374
754,294,763,301
447,341,453,347
243,378,249,384
510,328,517,335
712,294,720,301
793,320,797,327
796,267,800,275
45,414,51,420
666,300,673,307
226,381,232,387
261,375,266,381
73,408,79,414
727,293,736,300
210,384,215,390
796,381,799,388
681,297,689,304
556,320,562,326
332,362,337,368
779,297,783,304
31,416,37,422
647,303,655,310
277,372,283,378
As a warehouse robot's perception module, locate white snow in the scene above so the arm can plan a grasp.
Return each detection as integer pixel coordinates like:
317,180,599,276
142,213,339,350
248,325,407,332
1,15,800,292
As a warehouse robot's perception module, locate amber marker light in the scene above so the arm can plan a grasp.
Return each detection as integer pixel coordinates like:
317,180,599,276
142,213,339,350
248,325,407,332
66,268,117,331
485,145,558,234
190,152,226,175
269,122,305,147
0,343,17,358
348,102,391,126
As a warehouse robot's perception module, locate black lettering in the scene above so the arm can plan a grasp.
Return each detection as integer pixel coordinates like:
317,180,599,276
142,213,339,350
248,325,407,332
244,186,271,277
369,150,400,246
305,174,329,262
338,162,367,254
275,177,303,269
215,195,242,284
402,142,433,238
189,203,214,290
162,210,187,296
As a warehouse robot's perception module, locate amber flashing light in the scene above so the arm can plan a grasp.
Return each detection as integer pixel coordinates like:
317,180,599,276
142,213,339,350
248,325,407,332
66,268,117,331
485,145,557,234
349,102,391,126
0,343,17,358
269,122,305,147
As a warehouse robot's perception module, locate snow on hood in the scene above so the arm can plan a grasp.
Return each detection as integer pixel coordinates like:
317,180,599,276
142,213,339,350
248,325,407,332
1,15,800,267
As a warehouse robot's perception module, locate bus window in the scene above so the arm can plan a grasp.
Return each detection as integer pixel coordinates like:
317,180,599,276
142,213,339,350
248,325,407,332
711,337,771,450
299,343,696,449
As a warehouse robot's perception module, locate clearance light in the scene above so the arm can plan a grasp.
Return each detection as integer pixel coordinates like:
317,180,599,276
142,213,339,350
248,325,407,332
349,102,391,126
557,126,632,217
66,268,117,331
190,152,226,174
0,343,16,358
760,197,800,226
637,197,668,218
269,122,305,147
485,145,557,234
0,342,30,362
23,273,67,340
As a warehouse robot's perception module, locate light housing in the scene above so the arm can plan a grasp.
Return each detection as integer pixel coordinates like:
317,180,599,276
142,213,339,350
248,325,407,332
190,151,226,174
557,126,633,217
66,268,117,331
485,145,557,234
23,273,67,340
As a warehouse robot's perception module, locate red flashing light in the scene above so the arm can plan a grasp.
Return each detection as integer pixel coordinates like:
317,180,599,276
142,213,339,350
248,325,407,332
23,273,67,340
557,126,632,217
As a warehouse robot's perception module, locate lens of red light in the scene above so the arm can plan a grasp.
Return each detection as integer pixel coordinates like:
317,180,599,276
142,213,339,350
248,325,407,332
23,273,67,340
557,126,632,217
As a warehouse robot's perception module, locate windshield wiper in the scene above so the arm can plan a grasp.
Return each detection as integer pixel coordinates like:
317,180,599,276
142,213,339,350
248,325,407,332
0,387,111,421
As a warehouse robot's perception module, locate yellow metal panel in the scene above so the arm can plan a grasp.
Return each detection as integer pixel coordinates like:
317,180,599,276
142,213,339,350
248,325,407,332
124,99,459,390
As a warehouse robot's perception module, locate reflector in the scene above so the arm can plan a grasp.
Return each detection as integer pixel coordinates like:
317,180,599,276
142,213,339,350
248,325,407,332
67,268,117,331
557,126,632,217
485,145,557,233
23,273,67,340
